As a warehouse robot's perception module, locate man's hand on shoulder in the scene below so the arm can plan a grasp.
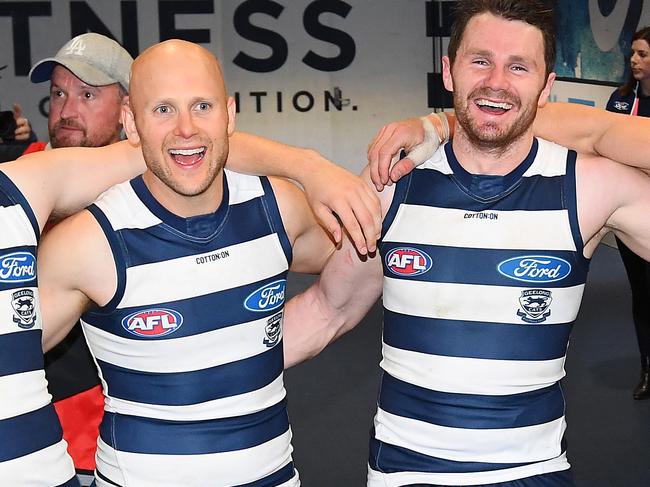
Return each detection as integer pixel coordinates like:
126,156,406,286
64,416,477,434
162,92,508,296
226,132,381,256
367,112,450,191
298,156,381,255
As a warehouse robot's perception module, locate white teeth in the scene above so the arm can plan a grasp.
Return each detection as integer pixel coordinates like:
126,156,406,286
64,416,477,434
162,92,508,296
476,99,513,110
169,147,204,155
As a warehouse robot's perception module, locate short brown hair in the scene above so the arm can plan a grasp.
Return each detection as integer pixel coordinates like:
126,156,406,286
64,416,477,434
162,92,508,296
447,0,556,77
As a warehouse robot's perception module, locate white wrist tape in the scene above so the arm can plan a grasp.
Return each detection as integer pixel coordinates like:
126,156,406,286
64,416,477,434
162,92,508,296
406,112,448,166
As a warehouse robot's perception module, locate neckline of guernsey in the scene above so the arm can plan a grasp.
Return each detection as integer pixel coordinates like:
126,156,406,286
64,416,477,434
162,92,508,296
444,137,538,200
130,172,230,238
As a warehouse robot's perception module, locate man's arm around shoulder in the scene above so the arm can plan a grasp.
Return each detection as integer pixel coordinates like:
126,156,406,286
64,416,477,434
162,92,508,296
2,141,144,230
535,103,650,172
577,153,650,260
229,132,381,255
38,209,116,351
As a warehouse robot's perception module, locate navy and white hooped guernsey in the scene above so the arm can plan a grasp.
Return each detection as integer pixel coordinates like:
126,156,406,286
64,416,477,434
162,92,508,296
0,171,78,486
81,170,298,487
369,138,589,486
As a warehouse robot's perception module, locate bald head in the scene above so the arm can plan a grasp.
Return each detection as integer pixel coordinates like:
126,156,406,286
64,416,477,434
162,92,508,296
120,39,236,211
129,40,227,116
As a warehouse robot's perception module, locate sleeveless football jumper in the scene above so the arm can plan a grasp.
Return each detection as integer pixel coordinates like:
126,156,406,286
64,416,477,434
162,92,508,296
0,171,78,486
81,170,299,487
369,139,588,486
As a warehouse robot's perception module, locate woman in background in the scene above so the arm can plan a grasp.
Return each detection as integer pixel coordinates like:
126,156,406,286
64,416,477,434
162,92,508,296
606,26,650,400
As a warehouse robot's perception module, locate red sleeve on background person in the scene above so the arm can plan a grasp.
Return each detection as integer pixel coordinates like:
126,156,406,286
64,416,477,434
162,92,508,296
53,385,104,470
21,141,47,155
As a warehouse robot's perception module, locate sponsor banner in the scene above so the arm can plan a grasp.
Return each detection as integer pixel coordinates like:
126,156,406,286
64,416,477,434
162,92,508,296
0,251,36,283
244,279,286,312
498,255,571,284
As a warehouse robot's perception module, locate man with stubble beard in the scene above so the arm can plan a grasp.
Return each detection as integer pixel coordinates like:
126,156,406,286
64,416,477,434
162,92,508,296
282,1,650,485
36,39,352,487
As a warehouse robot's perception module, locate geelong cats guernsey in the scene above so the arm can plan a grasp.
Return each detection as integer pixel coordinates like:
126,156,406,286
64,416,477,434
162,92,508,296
369,138,589,486
81,170,298,487
0,171,78,486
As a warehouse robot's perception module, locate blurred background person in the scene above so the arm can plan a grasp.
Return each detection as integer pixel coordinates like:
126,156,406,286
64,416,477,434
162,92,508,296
28,32,133,485
605,26,650,400
0,101,37,162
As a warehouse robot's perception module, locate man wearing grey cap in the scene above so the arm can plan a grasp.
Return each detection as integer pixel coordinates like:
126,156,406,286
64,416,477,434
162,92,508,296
28,32,134,485
29,32,132,150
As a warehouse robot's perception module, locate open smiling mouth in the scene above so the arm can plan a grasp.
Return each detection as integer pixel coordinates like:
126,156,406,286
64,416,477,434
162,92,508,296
475,98,514,115
168,147,207,166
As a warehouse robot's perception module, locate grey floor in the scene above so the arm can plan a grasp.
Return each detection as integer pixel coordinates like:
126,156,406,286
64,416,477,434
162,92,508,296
284,244,650,486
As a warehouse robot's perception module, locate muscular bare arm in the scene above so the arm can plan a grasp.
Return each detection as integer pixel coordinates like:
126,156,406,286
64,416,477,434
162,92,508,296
534,102,650,169
270,176,336,275
367,102,650,189
282,169,390,367
1,140,144,230
283,234,383,368
5,132,381,254
38,210,116,351
229,132,382,254
577,154,650,260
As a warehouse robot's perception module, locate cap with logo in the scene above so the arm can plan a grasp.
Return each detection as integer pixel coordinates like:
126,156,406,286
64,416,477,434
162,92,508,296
29,33,133,91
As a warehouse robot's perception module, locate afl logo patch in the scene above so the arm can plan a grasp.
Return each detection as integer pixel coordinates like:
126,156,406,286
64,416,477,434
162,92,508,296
385,247,433,277
0,252,36,283
121,308,184,337
498,256,571,283
244,279,286,312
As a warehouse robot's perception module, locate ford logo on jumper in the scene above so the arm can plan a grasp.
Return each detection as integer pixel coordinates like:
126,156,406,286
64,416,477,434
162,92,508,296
0,252,36,282
245,279,286,312
498,255,571,283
